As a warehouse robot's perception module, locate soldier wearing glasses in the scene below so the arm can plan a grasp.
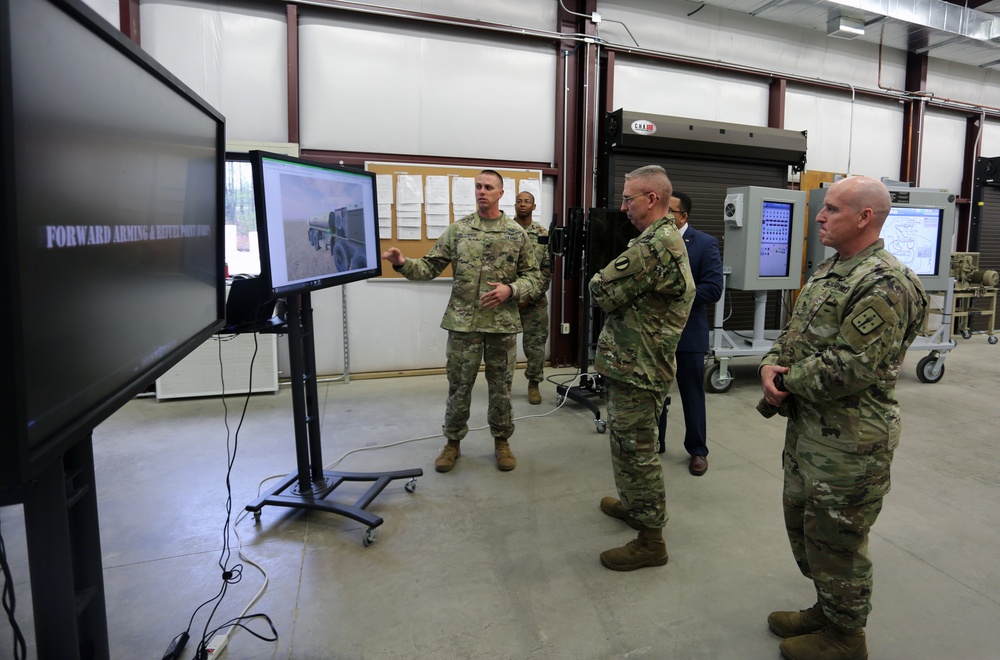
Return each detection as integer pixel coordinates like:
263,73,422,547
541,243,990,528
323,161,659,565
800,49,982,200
590,165,694,571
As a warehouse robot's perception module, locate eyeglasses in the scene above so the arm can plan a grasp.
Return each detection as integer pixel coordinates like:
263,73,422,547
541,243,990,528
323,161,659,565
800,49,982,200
622,191,654,205
669,208,685,215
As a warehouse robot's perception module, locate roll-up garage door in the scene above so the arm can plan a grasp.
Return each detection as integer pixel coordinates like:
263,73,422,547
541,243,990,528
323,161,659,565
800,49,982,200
604,153,790,333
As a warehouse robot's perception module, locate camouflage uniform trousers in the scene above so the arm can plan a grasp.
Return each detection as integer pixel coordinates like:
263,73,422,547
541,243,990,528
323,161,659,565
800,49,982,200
605,377,668,529
443,330,516,443
519,300,548,382
782,429,893,629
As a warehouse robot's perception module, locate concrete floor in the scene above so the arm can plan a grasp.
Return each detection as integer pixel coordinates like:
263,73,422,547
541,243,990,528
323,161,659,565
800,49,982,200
2,335,1000,659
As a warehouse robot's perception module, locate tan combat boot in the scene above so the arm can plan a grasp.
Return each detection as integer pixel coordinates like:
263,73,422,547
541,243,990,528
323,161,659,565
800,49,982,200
494,439,516,471
599,497,642,530
778,624,868,660
599,527,668,571
768,602,829,638
434,442,460,473
527,380,542,405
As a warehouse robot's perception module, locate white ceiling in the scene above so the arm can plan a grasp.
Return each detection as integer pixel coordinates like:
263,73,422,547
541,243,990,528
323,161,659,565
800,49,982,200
696,0,1000,68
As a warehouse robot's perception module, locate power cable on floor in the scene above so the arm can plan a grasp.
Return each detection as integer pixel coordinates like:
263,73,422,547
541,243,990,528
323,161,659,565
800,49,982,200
225,367,587,657
160,334,276,660
0,519,27,660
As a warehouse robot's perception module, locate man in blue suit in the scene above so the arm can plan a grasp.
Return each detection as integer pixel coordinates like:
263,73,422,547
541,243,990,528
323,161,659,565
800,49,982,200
657,192,724,476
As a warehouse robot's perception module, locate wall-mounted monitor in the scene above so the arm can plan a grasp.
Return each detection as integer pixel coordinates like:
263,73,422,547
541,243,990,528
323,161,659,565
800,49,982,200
722,186,806,291
250,151,382,299
2,0,226,488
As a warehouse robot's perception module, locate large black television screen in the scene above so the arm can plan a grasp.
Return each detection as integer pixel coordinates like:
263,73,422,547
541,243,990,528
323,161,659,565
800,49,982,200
586,208,640,283
250,151,382,299
1,0,226,488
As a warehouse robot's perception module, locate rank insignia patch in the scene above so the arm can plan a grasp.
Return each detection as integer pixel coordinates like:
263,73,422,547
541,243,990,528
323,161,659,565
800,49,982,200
614,256,630,271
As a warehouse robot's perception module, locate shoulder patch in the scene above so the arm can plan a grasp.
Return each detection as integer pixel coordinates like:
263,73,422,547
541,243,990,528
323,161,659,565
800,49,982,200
852,306,885,335
842,293,900,352
615,256,630,271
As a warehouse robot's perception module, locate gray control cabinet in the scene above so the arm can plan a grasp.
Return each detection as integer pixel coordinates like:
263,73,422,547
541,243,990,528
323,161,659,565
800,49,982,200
722,186,807,291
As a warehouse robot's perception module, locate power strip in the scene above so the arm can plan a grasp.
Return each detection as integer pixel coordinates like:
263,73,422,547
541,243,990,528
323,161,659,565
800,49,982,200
206,634,229,659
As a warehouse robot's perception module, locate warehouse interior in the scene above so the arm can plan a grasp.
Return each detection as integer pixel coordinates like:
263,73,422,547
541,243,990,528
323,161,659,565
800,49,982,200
5,0,1000,658
2,338,999,658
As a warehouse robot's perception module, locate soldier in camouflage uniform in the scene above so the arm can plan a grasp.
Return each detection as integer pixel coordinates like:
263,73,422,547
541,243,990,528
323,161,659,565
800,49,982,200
382,170,542,473
513,191,551,405
590,165,694,571
758,176,928,660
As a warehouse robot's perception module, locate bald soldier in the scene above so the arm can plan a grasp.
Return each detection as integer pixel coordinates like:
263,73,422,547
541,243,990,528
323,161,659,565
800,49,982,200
758,176,927,660
383,170,542,473
591,165,694,571
512,191,551,405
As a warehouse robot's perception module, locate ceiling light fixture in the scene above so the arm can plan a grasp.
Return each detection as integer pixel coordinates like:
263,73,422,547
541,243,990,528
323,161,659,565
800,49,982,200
827,9,865,39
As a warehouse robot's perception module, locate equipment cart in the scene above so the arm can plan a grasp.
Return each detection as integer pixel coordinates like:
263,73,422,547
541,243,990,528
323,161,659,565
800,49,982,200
704,276,967,389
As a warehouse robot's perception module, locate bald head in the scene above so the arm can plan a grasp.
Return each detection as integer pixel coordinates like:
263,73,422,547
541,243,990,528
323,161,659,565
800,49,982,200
834,176,891,227
816,175,893,259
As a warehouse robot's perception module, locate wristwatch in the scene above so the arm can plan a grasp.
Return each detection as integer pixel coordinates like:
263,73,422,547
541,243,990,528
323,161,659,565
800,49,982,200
773,373,788,392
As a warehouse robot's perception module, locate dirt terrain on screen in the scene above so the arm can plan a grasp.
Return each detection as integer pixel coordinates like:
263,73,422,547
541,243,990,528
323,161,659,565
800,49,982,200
283,218,336,281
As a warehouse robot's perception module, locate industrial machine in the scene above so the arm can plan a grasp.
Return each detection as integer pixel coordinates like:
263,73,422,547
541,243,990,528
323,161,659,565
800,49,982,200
950,252,998,344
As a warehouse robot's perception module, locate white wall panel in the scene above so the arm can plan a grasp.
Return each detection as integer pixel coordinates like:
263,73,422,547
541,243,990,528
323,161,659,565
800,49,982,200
612,59,769,126
298,14,555,162
140,1,288,142
83,0,119,27
598,0,907,91
982,120,1000,158
927,60,1000,110
786,87,902,179
921,111,967,193
354,0,559,32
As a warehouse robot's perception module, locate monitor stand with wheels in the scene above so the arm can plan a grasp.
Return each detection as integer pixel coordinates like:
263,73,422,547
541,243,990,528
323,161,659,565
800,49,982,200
244,291,422,547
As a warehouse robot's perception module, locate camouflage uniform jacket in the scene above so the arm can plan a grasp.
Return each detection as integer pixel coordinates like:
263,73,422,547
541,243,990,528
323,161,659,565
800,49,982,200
396,211,543,333
590,215,695,392
760,239,928,454
521,221,551,309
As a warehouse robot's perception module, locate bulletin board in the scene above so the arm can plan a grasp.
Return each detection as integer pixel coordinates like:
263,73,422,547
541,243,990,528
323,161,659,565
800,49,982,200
365,161,543,278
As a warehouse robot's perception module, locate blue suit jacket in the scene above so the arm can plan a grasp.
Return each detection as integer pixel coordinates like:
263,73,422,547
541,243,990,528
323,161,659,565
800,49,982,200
678,225,723,353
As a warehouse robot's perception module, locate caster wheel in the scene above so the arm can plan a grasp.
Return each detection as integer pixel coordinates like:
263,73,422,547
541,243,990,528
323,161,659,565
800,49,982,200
989,335,998,345
363,527,377,547
252,510,261,523
704,363,733,393
404,478,417,493
557,395,565,406
916,355,944,383
596,419,607,434
962,330,972,340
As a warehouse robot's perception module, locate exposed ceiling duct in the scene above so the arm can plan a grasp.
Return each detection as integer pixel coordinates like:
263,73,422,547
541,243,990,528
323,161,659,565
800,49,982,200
698,0,1000,68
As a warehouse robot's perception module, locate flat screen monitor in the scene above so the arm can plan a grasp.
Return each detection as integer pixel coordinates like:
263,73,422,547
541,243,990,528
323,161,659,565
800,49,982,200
250,151,382,298
1,0,226,488
880,206,944,277
225,152,262,277
759,200,793,278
